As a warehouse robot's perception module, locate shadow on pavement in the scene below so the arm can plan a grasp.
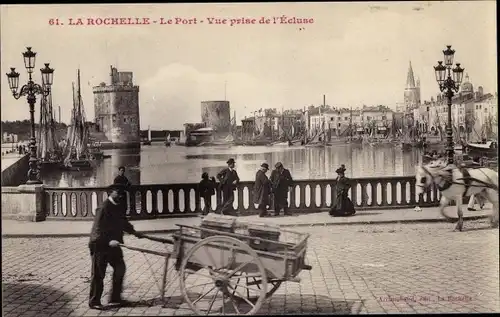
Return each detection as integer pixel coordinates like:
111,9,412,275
354,212,383,217
2,282,75,317
106,293,364,314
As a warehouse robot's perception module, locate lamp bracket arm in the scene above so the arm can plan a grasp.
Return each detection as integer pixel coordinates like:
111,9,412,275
12,84,29,100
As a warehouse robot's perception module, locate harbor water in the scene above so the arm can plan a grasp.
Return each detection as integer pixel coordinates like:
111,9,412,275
41,143,424,188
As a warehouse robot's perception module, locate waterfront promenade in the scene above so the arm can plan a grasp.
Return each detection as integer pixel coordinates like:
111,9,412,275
2,206,492,237
3,219,499,316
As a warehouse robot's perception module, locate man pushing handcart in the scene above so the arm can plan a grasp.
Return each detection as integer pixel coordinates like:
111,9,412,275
114,213,312,315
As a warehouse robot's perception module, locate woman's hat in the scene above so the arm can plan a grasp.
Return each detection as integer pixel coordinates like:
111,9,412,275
227,158,235,164
261,163,269,169
275,162,283,168
336,165,346,174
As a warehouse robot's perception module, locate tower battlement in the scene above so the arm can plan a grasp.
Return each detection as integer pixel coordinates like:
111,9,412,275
93,65,141,147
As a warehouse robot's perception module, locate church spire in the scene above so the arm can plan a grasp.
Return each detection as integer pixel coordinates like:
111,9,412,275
406,61,416,88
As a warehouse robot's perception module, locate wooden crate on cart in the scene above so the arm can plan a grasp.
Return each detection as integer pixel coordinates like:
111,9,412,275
200,213,236,238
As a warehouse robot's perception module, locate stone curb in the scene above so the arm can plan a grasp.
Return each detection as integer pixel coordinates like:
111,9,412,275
1,215,490,238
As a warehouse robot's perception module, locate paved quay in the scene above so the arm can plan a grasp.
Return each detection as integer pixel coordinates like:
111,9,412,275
1,206,493,237
2,220,499,316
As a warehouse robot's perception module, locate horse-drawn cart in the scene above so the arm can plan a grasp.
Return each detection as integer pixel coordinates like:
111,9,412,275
120,214,312,315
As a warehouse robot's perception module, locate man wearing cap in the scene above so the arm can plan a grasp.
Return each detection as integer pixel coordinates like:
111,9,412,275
253,163,272,217
88,184,145,310
270,162,294,216
216,158,240,216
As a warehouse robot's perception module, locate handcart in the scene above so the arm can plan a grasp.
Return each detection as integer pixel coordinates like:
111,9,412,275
119,214,312,315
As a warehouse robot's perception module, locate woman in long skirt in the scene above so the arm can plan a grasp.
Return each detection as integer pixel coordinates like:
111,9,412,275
329,165,356,217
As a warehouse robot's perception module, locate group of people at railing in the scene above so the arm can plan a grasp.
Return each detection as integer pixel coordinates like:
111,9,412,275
197,158,357,218
109,159,358,217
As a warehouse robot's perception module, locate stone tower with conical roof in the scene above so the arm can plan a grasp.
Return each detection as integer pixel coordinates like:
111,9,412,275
404,61,421,111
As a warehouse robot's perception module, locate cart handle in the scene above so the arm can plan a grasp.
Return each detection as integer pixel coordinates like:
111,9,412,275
142,234,174,245
119,244,171,257
302,264,312,271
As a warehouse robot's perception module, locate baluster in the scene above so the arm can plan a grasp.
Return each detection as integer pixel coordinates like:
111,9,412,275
45,192,52,217
162,189,169,214
409,180,417,205
237,185,244,213
361,183,368,207
151,190,159,215
381,182,388,207
310,184,317,208
173,189,180,213
391,181,398,206
141,190,148,214
299,184,306,209
183,188,190,213
401,181,407,205
96,190,104,207
194,188,201,213
432,186,439,205
320,183,327,208
371,182,377,207
248,184,257,212
63,192,73,217
56,192,63,216
85,192,92,217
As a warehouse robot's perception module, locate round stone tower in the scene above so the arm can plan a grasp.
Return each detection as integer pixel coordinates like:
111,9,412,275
93,66,140,148
201,101,231,134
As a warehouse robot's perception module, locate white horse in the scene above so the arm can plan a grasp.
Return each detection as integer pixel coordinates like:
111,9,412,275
415,158,499,231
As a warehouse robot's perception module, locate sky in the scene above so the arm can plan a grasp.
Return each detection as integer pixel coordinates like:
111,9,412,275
1,2,497,130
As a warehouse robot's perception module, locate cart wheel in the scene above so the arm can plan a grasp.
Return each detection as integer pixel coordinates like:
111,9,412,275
179,236,268,315
231,273,282,301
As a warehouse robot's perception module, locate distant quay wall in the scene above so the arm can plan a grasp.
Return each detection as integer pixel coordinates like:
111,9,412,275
99,141,141,150
1,154,29,186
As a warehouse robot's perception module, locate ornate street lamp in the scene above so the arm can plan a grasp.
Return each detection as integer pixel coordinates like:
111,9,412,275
5,47,54,184
433,45,465,164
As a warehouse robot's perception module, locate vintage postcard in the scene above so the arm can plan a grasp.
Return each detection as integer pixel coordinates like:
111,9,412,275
1,2,498,316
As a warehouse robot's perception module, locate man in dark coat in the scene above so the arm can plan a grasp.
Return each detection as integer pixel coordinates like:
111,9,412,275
88,184,144,310
270,162,294,216
199,172,217,216
329,165,356,217
216,158,240,216
254,163,272,217
113,166,131,187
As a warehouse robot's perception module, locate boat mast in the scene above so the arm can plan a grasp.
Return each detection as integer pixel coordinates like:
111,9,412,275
349,106,353,141
323,95,327,144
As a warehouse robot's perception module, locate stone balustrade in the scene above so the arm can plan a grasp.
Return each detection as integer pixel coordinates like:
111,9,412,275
42,176,441,220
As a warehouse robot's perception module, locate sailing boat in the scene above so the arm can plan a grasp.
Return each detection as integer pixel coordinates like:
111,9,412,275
270,111,290,146
305,106,328,147
62,69,96,171
143,126,152,145
37,86,63,169
466,114,498,157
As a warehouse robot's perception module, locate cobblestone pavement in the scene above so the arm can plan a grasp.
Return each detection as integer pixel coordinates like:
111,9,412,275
2,220,499,316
